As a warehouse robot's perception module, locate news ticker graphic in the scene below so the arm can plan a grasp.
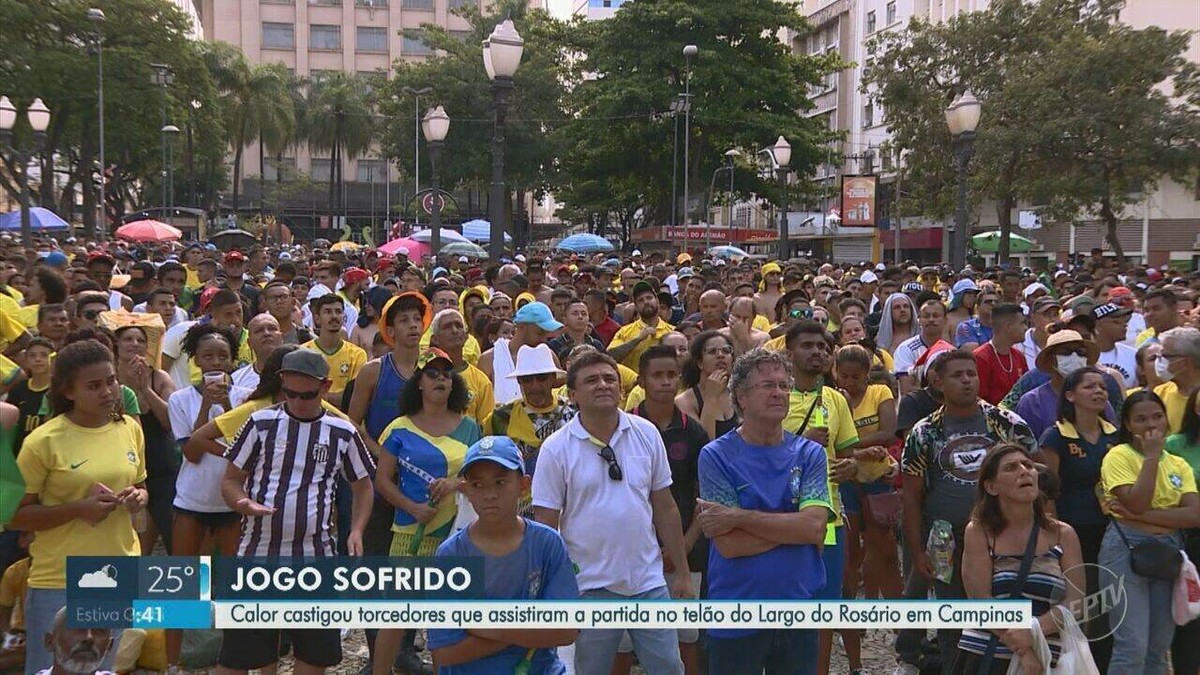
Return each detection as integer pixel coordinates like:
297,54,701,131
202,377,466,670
65,556,1031,631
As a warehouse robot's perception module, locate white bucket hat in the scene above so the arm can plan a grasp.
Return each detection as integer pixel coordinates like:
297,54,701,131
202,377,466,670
506,344,566,379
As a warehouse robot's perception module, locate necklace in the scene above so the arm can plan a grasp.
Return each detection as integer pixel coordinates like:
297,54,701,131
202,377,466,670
991,342,1015,374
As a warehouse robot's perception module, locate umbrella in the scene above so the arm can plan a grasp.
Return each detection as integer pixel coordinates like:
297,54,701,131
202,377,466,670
0,207,71,232
556,233,615,253
210,228,258,251
461,219,513,244
972,230,1034,253
330,240,363,252
440,241,488,258
115,219,183,243
409,228,469,244
708,245,750,260
378,237,430,259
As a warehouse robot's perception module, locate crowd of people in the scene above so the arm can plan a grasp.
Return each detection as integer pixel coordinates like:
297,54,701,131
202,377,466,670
0,232,1199,675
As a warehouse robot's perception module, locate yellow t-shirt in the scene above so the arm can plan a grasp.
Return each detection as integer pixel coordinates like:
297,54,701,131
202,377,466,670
624,385,646,411
214,397,348,443
752,315,771,333
0,294,35,330
784,385,859,528
1154,381,1189,436
16,415,146,589
0,556,29,630
459,363,495,427
303,339,368,394
1136,328,1156,347
0,353,22,386
850,384,895,438
765,334,787,353
1101,442,1197,516
608,319,675,373
184,266,201,291
0,309,28,353
420,330,481,366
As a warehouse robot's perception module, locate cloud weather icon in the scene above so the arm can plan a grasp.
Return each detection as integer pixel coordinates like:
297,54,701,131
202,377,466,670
77,565,119,589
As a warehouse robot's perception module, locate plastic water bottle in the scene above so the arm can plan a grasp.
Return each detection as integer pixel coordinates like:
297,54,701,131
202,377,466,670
927,519,955,584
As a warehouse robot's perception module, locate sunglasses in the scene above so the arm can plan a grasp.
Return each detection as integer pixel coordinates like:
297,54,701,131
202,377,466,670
518,373,553,384
598,445,623,482
789,308,814,320
1058,347,1088,358
423,366,455,380
282,387,321,400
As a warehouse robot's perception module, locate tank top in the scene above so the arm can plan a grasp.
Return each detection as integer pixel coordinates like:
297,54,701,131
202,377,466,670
140,407,178,485
492,338,522,405
959,535,1067,663
692,385,740,438
365,353,410,442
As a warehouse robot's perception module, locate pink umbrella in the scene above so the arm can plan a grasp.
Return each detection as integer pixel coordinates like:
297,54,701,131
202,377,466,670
115,219,183,243
378,237,429,259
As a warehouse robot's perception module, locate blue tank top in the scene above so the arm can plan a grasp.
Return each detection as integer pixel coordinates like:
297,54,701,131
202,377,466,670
365,353,409,442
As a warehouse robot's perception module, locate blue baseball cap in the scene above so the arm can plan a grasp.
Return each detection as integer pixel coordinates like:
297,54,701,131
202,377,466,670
459,436,525,476
44,251,69,268
513,301,563,332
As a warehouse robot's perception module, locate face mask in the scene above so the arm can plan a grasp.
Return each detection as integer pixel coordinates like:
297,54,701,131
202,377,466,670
1055,353,1087,378
1155,355,1176,381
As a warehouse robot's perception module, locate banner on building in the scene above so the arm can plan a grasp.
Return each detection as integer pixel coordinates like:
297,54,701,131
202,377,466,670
840,175,878,227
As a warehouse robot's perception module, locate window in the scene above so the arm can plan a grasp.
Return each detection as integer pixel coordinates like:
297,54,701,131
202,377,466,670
449,30,472,42
264,157,296,181
310,25,341,50
357,159,387,183
357,26,387,52
309,0,341,5
863,102,874,129
311,159,332,182
403,33,431,55
886,1,896,24
405,0,433,9
882,149,893,172
866,10,876,34
355,0,386,5
262,22,295,49
449,0,474,7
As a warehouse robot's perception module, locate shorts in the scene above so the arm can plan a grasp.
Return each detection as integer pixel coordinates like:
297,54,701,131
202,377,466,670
173,506,241,531
218,628,341,669
839,481,894,515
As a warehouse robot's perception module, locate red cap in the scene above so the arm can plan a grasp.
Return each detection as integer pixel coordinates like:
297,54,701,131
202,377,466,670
197,286,221,313
343,267,370,285
466,268,483,282
376,257,394,270
86,251,115,267
1147,269,1163,281
224,250,246,263
1108,286,1133,299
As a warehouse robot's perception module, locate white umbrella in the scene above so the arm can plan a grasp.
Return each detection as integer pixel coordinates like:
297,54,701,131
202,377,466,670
410,228,469,244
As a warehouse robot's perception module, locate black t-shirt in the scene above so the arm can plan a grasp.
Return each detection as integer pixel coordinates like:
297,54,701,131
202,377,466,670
7,380,48,456
634,404,711,571
896,387,941,439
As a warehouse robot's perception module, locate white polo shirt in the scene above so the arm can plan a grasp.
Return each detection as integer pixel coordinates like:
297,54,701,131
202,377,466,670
532,411,674,596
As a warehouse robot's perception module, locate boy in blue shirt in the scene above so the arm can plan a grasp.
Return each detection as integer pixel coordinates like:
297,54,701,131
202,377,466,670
428,437,580,673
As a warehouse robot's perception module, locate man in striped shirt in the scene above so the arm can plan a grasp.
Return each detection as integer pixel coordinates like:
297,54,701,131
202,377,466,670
219,348,375,673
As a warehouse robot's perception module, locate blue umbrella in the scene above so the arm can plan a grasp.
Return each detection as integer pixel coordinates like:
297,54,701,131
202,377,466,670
556,233,615,253
461,219,513,244
0,207,71,232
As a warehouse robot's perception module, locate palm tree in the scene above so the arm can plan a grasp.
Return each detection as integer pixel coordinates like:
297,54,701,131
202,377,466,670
202,43,295,212
303,71,374,222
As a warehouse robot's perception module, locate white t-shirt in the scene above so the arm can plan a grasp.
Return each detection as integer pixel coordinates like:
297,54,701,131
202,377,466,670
531,412,673,596
168,384,247,512
892,334,931,377
231,363,261,393
161,320,198,389
1020,328,1042,372
1099,343,1139,388
1125,312,1147,345
133,302,188,328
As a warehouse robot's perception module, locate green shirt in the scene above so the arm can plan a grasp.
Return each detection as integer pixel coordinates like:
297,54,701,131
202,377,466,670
37,385,141,418
1166,434,1200,481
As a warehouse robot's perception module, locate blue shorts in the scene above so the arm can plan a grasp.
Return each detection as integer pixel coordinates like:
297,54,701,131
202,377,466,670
839,481,895,515
812,526,845,600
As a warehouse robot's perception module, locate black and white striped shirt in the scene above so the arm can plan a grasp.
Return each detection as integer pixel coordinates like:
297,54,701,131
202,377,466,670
226,403,375,557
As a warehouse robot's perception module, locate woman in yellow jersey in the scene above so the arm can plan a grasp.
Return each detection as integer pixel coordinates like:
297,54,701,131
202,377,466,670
1100,390,1200,673
12,340,148,674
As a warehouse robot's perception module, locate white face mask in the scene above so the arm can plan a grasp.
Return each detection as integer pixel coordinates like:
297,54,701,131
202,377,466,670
1155,355,1176,381
1055,353,1088,378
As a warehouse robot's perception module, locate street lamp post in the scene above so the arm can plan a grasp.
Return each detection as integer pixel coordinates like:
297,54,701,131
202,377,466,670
163,125,180,213
422,105,449,263
88,7,105,239
944,90,981,271
772,136,791,261
151,64,174,212
483,19,524,259
187,99,201,207
0,96,52,248
401,86,432,227
716,148,738,252
681,44,697,252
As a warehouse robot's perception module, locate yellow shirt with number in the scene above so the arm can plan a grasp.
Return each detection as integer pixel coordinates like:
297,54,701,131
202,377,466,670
608,319,675,373
1154,381,1190,435
784,385,859,528
1102,442,1197,516
303,339,368,394
16,415,146,589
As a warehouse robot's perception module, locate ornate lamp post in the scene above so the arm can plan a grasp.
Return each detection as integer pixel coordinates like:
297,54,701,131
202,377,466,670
772,136,791,261
421,105,449,262
88,7,106,238
483,19,523,259
0,96,51,248
944,90,981,270
681,44,697,250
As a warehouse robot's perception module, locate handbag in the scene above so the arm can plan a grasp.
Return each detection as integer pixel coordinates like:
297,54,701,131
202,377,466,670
865,490,903,529
1173,551,1200,624
1111,518,1181,581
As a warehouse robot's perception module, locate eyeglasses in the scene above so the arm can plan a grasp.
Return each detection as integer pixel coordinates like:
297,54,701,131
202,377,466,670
704,345,734,356
518,373,553,384
423,366,455,380
282,387,321,400
598,445,623,481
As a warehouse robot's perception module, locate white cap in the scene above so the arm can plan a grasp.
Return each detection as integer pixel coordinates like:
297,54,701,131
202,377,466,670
632,249,642,256
875,262,886,271
860,270,879,284
515,253,527,262
1022,282,1050,298
307,284,332,301
458,256,468,263
396,246,410,256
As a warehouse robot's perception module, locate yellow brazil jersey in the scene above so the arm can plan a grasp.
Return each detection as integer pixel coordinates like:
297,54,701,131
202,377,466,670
0,293,35,329
850,384,895,438
1136,327,1156,347
752,315,772,333
420,329,481,366
16,414,146,589
186,328,254,385
784,384,860,529
184,266,201,291
0,556,29,630
303,339,368,394
214,397,349,443
1154,381,1190,436
765,333,787,353
608,318,675,373
0,307,29,352
1102,442,1197,515
0,353,22,386
458,363,495,427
